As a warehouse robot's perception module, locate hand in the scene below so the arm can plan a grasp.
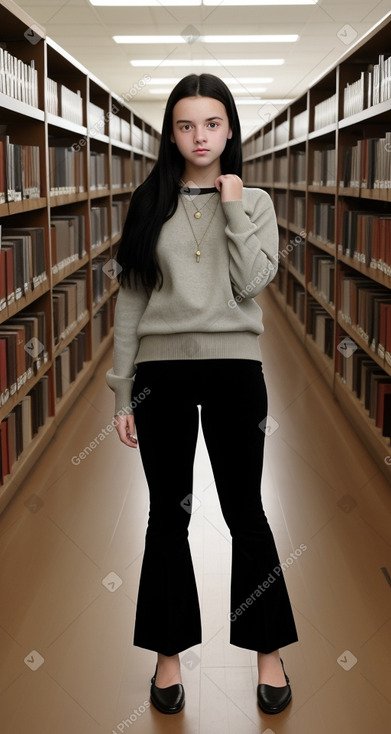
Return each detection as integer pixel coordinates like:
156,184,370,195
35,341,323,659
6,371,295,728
114,413,138,448
214,174,243,202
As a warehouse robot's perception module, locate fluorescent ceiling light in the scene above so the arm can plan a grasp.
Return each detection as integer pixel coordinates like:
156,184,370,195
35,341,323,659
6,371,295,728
235,98,292,104
148,86,268,93
205,0,316,3
130,59,285,66
115,35,298,44
145,76,273,84
92,0,200,4
92,0,315,4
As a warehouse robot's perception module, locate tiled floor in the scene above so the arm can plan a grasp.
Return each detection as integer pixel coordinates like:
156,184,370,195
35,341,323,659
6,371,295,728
0,286,390,734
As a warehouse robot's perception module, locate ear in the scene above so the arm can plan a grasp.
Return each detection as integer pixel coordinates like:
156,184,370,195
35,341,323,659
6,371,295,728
170,132,175,143
227,127,233,140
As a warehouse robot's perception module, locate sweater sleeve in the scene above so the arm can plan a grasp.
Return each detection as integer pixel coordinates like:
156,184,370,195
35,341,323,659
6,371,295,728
221,189,278,298
105,274,150,415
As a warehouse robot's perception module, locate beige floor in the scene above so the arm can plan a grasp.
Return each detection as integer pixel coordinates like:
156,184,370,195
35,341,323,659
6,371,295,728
0,286,391,734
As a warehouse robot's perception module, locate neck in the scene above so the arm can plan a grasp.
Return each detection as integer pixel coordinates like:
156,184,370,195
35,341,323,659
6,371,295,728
181,161,221,188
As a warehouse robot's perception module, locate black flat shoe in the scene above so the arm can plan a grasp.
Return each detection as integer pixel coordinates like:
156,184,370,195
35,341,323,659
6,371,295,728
150,664,185,714
257,658,292,715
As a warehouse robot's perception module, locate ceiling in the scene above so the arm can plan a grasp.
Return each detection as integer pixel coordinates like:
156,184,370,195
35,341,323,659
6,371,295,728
16,0,391,138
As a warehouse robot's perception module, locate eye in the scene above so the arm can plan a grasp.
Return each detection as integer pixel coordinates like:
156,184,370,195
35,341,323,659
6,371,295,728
208,122,219,129
181,124,192,131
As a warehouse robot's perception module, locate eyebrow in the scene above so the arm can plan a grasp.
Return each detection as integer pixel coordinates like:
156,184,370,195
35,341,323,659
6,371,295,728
175,116,224,124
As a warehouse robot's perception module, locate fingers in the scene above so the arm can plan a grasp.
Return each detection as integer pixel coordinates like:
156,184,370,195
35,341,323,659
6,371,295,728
114,414,138,448
214,174,243,201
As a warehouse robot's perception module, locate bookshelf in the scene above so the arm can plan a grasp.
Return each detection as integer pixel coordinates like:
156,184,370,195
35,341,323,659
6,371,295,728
243,11,391,482
0,0,160,510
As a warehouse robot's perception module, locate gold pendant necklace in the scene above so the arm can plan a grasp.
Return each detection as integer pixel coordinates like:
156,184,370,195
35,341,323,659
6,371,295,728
179,179,217,218
180,194,220,262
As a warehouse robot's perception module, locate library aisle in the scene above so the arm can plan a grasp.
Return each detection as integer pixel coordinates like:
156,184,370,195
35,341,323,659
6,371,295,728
0,286,390,734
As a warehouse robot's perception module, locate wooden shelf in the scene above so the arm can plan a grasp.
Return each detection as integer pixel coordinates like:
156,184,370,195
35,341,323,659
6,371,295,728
0,0,160,508
334,374,391,483
337,250,391,288
243,10,391,481
307,282,335,317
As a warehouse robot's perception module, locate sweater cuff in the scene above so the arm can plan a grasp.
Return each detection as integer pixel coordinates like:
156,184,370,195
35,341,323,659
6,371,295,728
105,369,135,415
221,199,255,234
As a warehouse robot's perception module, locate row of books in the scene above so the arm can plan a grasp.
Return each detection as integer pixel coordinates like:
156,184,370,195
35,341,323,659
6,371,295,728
292,110,308,140
110,114,131,145
310,253,335,306
49,145,85,195
53,272,88,346
51,215,86,274
313,93,337,131
112,199,130,238
143,130,159,155
90,151,108,191
0,376,49,485
339,347,391,437
275,121,289,146
292,196,306,229
46,78,59,116
88,102,105,136
131,123,143,150
91,207,109,249
291,150,306,184
0,311,47,404
340,134,391,190
92,256,110,306
311,203,335,244
55,332,86,401
92,301,110,354
46,79,83,125
291,236,305,274
112,155,130,189
340,210,391,273
0,227,46,309
288,279,305,323
312,147,336,187
275,155,288,183
343,54,391,118
274,192,287,220
0,136,40,202
338,276,391,358
0,46,38,108
307,300,334,357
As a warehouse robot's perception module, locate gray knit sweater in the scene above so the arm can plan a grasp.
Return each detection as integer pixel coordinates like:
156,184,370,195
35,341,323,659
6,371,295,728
106,186,278,415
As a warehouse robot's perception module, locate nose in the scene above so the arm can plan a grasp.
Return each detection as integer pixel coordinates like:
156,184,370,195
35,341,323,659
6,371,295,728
194,126,207,144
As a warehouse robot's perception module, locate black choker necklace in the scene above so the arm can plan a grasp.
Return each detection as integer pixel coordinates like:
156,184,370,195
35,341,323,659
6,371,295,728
180,186,218,194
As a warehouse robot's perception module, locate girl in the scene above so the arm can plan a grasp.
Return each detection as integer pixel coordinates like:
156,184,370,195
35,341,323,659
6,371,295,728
106,74,298,716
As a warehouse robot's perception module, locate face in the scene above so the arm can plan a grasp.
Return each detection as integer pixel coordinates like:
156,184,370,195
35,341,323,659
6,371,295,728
170,96,232,172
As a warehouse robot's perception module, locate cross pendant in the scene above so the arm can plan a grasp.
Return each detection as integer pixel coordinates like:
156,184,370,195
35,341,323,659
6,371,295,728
196,250,201,262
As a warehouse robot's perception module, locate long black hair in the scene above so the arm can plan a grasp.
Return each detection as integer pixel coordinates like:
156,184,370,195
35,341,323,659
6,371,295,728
116,73,242,291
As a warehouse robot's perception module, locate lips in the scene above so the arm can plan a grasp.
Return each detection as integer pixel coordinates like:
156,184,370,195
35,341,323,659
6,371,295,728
193,148,209,152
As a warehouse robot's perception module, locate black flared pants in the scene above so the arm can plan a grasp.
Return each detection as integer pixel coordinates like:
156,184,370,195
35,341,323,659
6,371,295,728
132,359,298,656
